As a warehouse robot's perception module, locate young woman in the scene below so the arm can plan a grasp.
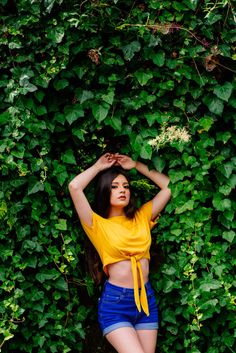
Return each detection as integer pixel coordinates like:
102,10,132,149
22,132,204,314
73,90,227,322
68,153,171,353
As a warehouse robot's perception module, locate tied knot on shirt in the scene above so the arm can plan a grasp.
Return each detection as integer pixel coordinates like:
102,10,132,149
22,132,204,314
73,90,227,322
130,255,149,316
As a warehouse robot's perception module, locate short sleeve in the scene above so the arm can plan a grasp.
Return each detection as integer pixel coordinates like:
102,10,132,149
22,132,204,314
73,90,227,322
80,212,102,252
139,200,159,229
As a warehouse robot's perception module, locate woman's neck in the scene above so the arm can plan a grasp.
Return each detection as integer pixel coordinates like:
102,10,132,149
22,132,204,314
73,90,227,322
108,207,125,218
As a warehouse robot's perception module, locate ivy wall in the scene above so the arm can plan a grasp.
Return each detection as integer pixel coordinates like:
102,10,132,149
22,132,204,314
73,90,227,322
0,0,235,352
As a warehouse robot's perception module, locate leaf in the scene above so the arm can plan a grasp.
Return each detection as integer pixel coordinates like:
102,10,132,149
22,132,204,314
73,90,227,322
79,90,94,104
101,90,115,105
183,0,198,10
222,230,235,243
48,246,61,257
55,219,67,231
216,131,231,144
204,96,224,115
19,74,38,93
47,26,65,43
35,90,45,103
140,144,152,159
218,163,233,178
199,116,214,131
199,279,222,292
53,161,68,186
28,181,44,195
61,149,76,165
134,71,153,86
175,200,195,214
92,103,109,123
213,82,233,102
153,156,166,172
72,127,85,141
151,50,165,66
36,269,60,283
212,194,231,211
0,110,10,125
121,41,141,61
173,99,186,111
54,277,68,291
64,105,84,124
106,116,122,131
53,79,69,91
206,13,222,25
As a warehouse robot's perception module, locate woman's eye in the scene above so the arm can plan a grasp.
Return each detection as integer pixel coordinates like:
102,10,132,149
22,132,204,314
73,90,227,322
111,185,117,189
124,185,130,189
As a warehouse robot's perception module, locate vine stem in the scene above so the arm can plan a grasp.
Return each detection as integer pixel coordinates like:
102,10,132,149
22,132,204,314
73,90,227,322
116,22,209,47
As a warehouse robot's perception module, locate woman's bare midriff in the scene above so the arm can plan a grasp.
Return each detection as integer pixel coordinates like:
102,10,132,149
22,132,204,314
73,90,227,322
107,258,149,288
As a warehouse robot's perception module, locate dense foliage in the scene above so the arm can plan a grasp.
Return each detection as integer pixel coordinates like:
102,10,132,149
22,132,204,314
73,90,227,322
0,0,235,352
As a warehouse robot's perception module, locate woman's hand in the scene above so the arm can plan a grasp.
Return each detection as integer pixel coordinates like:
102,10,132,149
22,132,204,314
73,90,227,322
94,153,116,172
115,154,136,170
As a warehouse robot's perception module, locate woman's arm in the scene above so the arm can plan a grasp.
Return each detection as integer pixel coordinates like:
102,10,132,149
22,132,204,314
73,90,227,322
116,154,171,220
68,153,116,226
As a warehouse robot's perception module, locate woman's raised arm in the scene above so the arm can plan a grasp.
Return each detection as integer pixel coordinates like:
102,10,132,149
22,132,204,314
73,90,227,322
68,153,116,226
116,154,171,220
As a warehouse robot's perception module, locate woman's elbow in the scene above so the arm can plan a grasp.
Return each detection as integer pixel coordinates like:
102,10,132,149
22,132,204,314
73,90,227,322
68,180,79,191
164,186,172,199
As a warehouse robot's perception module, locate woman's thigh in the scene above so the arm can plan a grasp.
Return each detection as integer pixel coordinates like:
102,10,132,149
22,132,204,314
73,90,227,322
136,329,158,353
106,327,145,353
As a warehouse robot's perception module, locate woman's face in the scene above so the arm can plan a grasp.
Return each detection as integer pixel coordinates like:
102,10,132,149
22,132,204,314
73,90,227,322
110,174,131,209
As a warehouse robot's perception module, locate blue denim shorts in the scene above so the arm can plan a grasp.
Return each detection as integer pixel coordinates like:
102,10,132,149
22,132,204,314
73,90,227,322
98,280,159,336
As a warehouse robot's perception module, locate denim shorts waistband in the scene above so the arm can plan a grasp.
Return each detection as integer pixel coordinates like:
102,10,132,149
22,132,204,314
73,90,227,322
104,280,152,294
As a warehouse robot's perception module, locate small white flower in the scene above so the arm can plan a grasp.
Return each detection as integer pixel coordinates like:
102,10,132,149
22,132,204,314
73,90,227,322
148,124,190,149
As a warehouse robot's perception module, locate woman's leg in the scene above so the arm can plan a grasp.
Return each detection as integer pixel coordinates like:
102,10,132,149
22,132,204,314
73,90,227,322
136,329,158,353
106,327,145,353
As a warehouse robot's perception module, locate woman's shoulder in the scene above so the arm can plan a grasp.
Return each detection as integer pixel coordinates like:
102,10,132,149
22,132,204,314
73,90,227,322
137,200,153,214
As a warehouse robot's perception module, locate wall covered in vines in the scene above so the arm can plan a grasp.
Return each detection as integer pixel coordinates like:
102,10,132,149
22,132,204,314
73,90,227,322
0,0,235,352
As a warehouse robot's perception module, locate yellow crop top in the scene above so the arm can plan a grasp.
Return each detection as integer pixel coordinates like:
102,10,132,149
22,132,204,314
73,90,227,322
81,200,157,316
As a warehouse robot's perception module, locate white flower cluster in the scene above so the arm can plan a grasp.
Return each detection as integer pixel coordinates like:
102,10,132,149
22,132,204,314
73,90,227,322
148,124,190,150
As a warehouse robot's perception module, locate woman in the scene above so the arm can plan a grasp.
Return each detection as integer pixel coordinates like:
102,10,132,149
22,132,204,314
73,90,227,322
69,153,171,353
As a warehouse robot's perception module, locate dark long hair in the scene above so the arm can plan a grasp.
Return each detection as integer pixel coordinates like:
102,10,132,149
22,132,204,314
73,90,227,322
85,166,137,286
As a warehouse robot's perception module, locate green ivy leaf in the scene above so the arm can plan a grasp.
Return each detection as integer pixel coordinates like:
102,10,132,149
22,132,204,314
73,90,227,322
213,82,233,102
55,219,67,231
199,116,214,131
46,27,65,43
222,230,235,243
101,90,115,105
212,194,231,211
61,149,76,165
72,127,86,141
36,269,60,283
199,279,222,292
140,144,152,159
53,79,69,91
92,103,110,123
218,163,233,178
134,70,153,86
28,181,44,195
79,90,94,104
106,116,122,131
53,161,68,186
206,13,222,25
64,105,84,124
121,41,141,61
0,110,11,125
175,200,195,214
204,96,224,115
54,277,68,291
151,50,165,66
